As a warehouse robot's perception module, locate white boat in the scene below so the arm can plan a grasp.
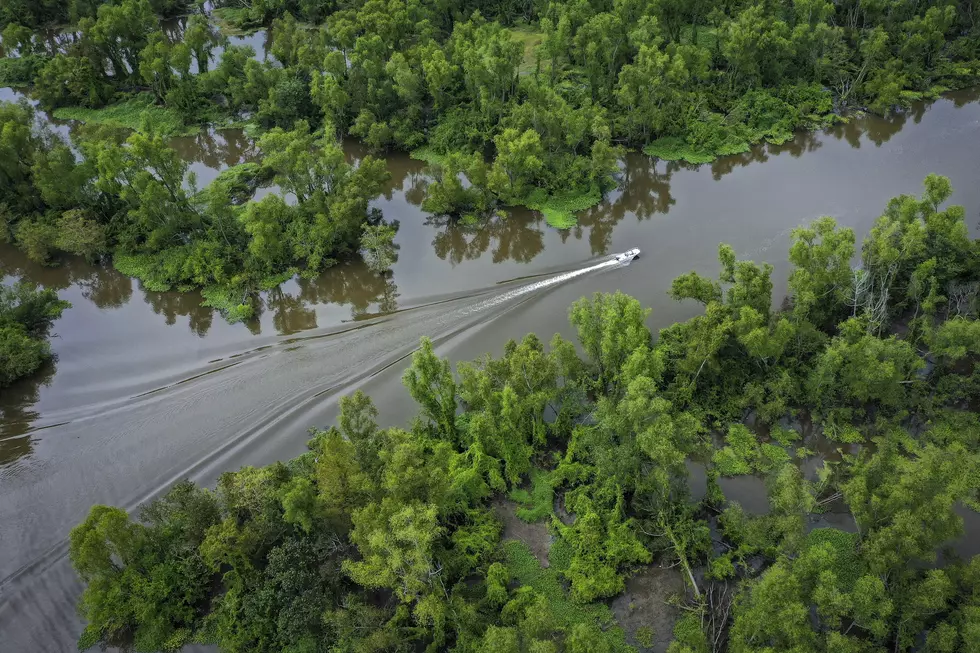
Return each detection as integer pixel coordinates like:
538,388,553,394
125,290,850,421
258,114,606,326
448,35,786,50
614,248,641,263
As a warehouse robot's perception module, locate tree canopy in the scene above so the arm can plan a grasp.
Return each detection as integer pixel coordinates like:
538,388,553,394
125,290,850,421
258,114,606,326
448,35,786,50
70,177,980,652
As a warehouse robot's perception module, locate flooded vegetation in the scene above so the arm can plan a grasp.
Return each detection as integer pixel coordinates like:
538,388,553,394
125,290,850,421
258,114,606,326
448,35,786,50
0,88,977,650
0,2,980,636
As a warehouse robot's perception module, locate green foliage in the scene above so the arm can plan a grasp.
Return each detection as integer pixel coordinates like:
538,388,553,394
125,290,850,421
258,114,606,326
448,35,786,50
713,424,791,476
0,53,47,86
70,482,220,652
666,612,708,653
360,222,399,273
0,324,50,388
525,187,602,229
501,540,631,652
66,175,980,653
0,281,70,387
509,468,554,523
200,286,254,323
52,97,192,135
558,495,652,603
635,626,654,649
804,528,861,590
569,291,652,393
644,137,718,165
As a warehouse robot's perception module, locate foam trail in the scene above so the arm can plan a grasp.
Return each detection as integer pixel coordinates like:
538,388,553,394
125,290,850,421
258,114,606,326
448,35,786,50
461,257,622,315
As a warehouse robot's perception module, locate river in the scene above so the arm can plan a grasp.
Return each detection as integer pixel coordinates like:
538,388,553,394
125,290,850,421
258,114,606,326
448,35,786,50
1,88,979,650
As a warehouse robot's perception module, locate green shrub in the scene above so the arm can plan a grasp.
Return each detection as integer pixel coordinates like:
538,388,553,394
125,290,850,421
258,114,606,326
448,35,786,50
509,468,555,523
201,285,254,323
0,282,70,387
0,53,47,86
502,540,631,652
525,187,602,229
636,626,655,649
0,324,48,387
667,612,708,653
52,95,191,135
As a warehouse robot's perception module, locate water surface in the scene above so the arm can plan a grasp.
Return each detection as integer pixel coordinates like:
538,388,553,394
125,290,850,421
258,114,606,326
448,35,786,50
1,90,979,649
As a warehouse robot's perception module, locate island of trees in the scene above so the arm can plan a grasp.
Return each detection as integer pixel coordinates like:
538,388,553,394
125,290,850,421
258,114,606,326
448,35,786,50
69,176,980,652
2,0,979,320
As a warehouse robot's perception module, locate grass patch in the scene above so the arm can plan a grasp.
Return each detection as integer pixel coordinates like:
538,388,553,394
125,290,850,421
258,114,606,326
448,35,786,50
53,95,193,135
509,468,555,523
525,186,602,229
502,539,633,652
201,285,254,323
113,253,174,292
507,26,546,75
636,626,655,649
211,6,262,35
805,528,861,590
410,146,452,168
644,136,719,165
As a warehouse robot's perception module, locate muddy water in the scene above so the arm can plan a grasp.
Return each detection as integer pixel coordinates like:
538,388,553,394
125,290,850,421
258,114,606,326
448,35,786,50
1,91,980,649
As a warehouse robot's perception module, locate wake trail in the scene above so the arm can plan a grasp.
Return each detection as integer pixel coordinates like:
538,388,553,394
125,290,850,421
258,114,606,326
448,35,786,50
461,257,623,315
0,254,629,629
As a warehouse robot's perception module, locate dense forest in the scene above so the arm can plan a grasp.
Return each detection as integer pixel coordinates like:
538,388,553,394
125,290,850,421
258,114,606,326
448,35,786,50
1,0,979,319
69,176,980,652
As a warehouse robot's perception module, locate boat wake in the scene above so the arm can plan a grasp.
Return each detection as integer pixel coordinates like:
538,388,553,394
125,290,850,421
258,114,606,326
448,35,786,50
461,251,637,316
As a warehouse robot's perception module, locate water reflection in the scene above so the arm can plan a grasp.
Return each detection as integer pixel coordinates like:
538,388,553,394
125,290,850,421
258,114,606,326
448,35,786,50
571,154,677,256
144,289,216,337
171,128,257,171
425,212,547,265
0,361,55,466
293,260,400,318
0,246,132,310
828,105,917,149
0,88,971,337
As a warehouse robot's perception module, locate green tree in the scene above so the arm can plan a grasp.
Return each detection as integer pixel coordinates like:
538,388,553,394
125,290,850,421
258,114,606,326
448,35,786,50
70,482,220,651
403,337,458,441
360,222,399,273
788,216,856,328
488,128,544,203
568,291,652,393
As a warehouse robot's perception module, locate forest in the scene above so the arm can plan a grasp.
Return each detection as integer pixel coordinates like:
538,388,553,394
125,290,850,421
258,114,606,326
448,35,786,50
1,0,979,321
69,176,980,652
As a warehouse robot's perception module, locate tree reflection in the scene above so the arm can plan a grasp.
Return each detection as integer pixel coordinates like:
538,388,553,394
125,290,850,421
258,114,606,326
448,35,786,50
951,87,980,106
566,156,677,256
295,260,400,319
143,290,215,337
265,287,318,335
169,128,258,173
0,245,133,309
402,169,429,206
829,109,908,149
0,360,56,467
428,213,546,265
77,269,133,309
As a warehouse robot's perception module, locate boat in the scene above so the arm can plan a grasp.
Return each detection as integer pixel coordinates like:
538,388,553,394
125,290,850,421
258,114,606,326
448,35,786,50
614,248,641,263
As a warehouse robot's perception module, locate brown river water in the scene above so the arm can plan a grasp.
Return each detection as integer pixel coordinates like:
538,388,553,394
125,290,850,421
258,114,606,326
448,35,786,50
1,86,979,650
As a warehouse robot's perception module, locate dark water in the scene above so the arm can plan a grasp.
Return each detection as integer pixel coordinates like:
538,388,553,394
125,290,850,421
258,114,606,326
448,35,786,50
2,89,980,649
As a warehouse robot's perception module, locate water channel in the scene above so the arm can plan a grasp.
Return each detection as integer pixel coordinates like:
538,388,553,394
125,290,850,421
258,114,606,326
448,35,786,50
1,83,979,649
